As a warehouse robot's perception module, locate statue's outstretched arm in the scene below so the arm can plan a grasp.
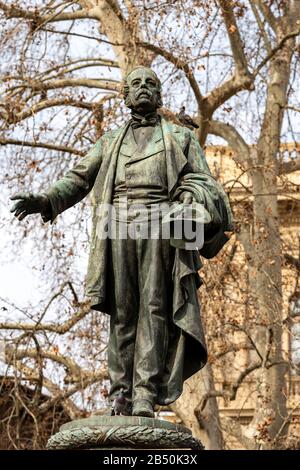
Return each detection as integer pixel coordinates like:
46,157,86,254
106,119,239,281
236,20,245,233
10,138,103,223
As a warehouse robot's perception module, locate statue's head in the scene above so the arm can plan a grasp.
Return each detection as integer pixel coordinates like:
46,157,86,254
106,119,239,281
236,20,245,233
123,66,163,113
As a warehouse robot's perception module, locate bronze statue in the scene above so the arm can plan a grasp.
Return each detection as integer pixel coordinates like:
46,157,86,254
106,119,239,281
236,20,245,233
10,66,233,418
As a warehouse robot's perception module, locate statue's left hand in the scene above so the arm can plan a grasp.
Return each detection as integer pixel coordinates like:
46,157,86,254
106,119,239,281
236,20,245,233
10,192,50,221
179,191,195,205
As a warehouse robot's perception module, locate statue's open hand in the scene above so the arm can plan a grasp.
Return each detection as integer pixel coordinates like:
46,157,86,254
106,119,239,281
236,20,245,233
10,192,50,221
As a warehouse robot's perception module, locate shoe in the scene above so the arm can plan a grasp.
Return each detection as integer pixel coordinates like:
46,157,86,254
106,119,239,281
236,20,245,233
132,399,155,418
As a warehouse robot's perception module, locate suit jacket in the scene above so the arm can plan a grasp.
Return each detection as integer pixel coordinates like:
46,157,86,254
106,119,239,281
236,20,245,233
43,117,233,404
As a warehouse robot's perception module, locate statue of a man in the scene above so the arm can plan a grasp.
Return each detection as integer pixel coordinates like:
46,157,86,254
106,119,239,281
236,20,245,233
10,66,233,418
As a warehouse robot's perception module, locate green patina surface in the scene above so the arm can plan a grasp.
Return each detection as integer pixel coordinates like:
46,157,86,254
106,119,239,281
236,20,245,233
11,67,233,417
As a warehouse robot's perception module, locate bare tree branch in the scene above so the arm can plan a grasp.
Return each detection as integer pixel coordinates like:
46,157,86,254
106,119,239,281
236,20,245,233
0,303,91,334
214,343,252,360
0,2,101,23
5,342,108,384
224,322,264,362
139,42,203,106
199,361,262,412
198,358,288,414
38,366,109,417
285,105,300,113
7,77,120,93
218,0,250,74
1,95,114,124
208,119,251,170
204,71,255,114
252,0,278,32
202,18,300,114
11,362,83,420
41,57,118,76
2,98,93,123
40,27,122,46
0,137,85,156
250,1,272,54
5,345,82,381
254,28,300,76
23,57,119,80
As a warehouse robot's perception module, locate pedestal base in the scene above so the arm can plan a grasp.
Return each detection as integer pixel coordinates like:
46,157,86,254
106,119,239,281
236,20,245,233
46,416,204,450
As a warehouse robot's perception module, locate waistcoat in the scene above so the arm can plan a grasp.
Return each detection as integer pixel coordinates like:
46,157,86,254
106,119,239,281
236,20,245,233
112,123,169,224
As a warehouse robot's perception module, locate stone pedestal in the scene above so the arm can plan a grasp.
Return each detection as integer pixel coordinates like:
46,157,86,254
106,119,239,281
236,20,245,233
46,416,204,450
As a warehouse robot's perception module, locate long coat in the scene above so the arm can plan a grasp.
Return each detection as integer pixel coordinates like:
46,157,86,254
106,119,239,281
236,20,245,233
43,117,233,404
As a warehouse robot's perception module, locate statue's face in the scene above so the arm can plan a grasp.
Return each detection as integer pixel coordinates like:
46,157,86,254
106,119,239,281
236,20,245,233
127,68,160,113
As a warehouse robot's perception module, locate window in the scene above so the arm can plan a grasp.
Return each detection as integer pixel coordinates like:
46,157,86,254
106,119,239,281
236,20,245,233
291,323,300,373
290,296,300,317
290,293,300,374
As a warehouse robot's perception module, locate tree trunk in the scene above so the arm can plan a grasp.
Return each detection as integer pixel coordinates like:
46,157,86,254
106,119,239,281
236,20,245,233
171,364,224,450
247,38,294,446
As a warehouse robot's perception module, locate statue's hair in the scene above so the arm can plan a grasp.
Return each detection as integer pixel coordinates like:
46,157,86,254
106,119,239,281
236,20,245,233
123,66,163,108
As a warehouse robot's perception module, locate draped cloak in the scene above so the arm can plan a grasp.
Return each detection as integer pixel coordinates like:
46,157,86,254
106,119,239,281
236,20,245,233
43,117,233,405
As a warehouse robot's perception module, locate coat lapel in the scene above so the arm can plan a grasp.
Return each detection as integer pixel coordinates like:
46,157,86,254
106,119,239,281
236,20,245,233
160,118,188,199
119,125,138,157
92,122,130,202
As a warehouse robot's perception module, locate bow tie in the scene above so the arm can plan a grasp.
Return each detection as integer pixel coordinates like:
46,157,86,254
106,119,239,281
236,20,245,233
130,112,158,129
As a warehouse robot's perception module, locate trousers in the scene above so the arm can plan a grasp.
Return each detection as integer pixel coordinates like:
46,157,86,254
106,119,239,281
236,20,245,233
107,219,175,406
